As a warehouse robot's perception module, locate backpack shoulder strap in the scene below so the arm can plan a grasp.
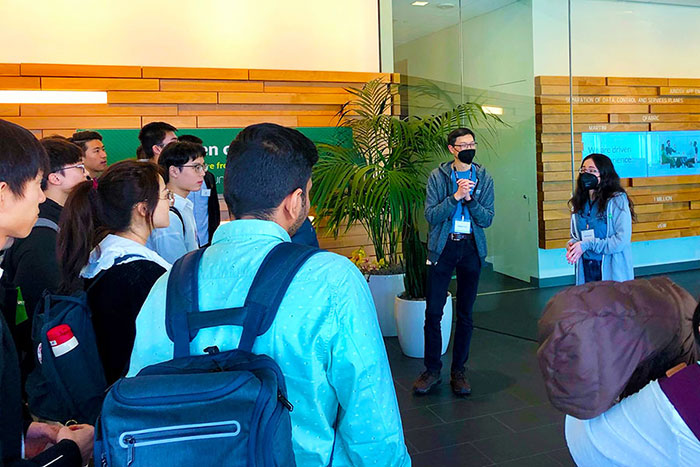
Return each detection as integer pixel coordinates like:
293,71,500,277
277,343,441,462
238,242,319,352
166,248,207,358
169,206,186,235
165,242,320,358
33,217,59,232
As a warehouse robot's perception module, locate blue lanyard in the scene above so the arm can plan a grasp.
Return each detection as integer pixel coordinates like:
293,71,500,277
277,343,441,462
452,166,474,220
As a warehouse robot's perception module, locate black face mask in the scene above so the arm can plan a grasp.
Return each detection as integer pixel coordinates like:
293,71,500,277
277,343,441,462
458,149,476,165
579,172,599,190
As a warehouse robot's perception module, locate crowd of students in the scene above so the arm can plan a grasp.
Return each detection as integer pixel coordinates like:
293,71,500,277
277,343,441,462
0,118,407,466
1,114,699,466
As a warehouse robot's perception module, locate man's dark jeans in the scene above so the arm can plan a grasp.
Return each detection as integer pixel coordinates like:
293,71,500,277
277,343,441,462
424,237,481,374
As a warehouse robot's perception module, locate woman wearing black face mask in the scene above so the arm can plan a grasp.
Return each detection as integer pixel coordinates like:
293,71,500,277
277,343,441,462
566,153,635,284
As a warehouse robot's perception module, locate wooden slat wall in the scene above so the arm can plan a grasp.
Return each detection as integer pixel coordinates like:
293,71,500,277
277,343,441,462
0,62,399,258
536,75,700,249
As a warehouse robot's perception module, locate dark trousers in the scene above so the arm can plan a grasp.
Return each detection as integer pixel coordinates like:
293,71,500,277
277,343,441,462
424,237,481,374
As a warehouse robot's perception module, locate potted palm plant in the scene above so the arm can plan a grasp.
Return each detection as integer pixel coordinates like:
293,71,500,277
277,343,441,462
312,79,423,336
312,79,503,347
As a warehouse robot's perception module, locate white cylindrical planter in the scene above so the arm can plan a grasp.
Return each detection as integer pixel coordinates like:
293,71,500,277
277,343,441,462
368,273,405,337
394,293,452,358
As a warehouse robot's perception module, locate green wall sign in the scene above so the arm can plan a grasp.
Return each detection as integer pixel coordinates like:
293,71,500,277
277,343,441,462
90,126,349,192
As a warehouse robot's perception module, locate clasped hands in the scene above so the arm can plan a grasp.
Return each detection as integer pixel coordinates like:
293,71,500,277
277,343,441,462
454,179,476,201
566,240,584,264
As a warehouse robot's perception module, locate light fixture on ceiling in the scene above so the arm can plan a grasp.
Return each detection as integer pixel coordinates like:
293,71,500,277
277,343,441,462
437,2,455,9
411,1,429,6
482,105,504,116
0,90,108,104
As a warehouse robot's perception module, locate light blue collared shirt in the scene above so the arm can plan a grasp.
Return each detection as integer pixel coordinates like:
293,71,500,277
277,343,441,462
187,186,210,246
129,220,411,466
146,193,198,264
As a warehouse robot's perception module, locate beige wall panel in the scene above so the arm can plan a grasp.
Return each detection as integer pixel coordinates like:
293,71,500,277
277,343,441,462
539,104,649,114
108,91,218,104
41,77,159,91
21,104,178,117
197,115,298,128
535,76,605,86
143,67,248,80
21,63,141,78
160,80,263,92
540,123,649,133
651,122,700,131
0,64,20,76
177,104,339,115
0,104,19,116
249,70,386,83
0,77,41,89
142,116,197,128
540,113,609,124
610,113,700,123
607,77,668,86
537,85,657,96
4,116,141,129
218,92,349,105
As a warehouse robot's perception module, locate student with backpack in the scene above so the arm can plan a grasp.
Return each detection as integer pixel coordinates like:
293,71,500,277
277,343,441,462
124,123,410,466
0,119,93,466
57,160,172,385
146,141,204,263
1,138,88,385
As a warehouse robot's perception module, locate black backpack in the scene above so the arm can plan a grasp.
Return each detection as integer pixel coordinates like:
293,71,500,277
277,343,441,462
25,254,145,424
95,242,320,466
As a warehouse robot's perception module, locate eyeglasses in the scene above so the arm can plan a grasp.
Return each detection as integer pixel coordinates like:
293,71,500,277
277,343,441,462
180,163,207,174
58,164,86,174
579,167,599,175
452,142,478,150
159,189,175,206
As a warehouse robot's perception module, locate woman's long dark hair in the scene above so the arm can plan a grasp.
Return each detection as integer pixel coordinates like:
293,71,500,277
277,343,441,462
58,160,162,292
568,153,636,221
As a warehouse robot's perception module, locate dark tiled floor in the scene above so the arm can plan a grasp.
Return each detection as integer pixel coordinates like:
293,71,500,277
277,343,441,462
387,266,700,466
386,330,574,467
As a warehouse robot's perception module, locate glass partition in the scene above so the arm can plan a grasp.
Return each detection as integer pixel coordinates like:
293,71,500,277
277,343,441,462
391,0,539,286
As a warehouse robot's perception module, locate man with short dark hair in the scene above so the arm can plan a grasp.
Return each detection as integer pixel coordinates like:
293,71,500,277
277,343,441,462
137,121,178,163
70,131,107,179
147,141,204,263
129,123,410,466
178,134,220,247
1,138,88,382
413,127,495,396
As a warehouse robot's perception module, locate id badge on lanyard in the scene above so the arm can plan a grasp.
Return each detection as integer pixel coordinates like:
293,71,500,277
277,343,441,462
581,202,595,241
454,218,471,234
581,229,595,242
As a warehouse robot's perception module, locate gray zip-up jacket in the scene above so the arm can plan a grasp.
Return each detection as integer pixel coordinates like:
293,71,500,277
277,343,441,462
425,161,495,264
570,192,634,285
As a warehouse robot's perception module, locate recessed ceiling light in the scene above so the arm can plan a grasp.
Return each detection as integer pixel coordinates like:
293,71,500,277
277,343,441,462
482,105,504,116
0,90,108,104
411,1,429,6
437,2,455,9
